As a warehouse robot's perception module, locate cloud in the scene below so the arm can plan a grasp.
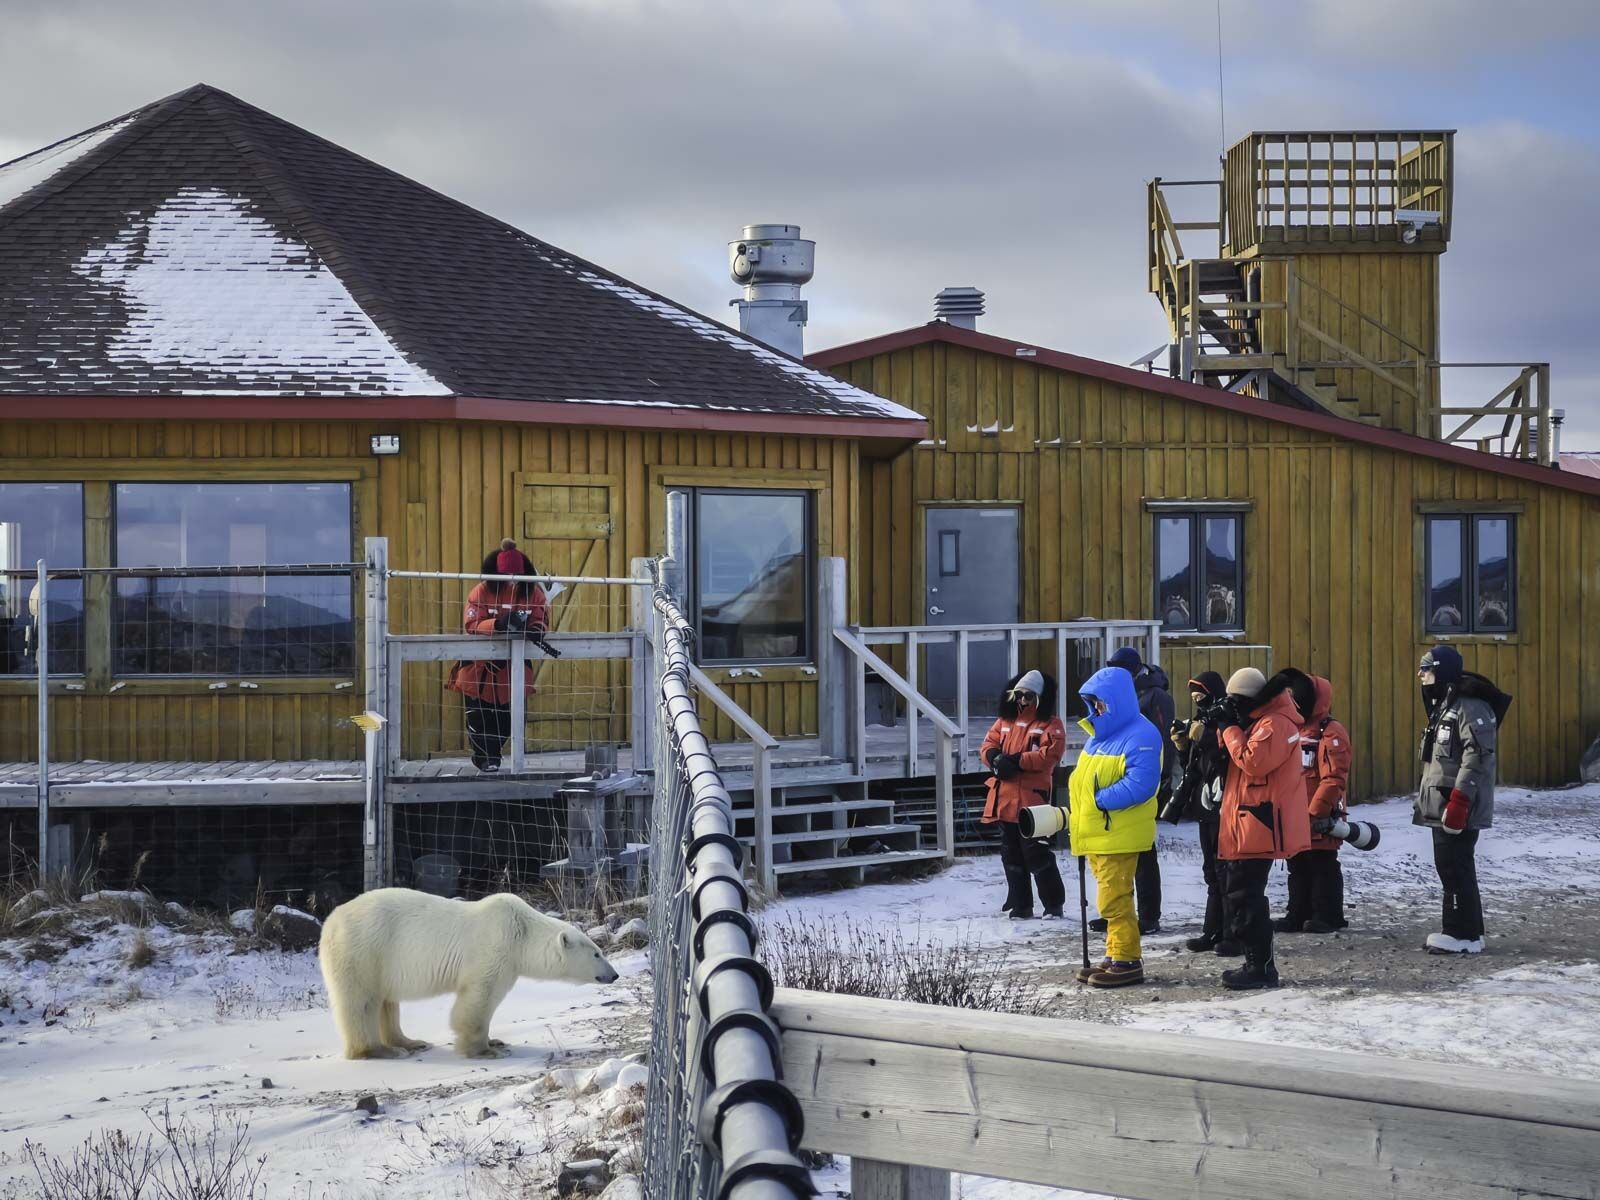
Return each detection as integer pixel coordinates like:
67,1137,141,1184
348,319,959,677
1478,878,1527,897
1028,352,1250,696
1,0,1596,442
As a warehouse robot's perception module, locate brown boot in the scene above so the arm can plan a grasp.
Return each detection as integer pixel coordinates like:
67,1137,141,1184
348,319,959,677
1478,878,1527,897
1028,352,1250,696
1075,958,1110,983
1087,959,1145,988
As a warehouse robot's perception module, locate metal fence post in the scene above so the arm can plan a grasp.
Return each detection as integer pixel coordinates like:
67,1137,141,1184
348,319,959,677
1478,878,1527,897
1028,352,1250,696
629,558,654,776
509,639,526,774
817,557,849,763
362,537,390,890
35,560,51,878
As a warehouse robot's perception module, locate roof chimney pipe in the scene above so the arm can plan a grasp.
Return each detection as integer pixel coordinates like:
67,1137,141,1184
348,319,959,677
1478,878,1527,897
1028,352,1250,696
934,286,984,330
729,224,813,359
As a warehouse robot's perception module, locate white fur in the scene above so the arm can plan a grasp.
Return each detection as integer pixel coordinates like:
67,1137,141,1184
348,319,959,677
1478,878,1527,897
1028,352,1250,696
317,888,618,1060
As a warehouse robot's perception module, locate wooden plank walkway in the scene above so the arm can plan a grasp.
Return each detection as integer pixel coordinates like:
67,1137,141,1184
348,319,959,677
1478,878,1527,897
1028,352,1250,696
0,713,1088,808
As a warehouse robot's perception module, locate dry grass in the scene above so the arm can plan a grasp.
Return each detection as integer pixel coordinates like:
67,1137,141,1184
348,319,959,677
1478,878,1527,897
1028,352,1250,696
126,930,157,969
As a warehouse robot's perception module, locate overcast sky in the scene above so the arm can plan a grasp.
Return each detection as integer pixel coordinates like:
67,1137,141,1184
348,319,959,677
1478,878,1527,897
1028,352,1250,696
4,0,1597,443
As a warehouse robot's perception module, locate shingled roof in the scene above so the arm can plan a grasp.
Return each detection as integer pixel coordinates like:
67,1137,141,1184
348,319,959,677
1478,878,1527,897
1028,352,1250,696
0,84,921,439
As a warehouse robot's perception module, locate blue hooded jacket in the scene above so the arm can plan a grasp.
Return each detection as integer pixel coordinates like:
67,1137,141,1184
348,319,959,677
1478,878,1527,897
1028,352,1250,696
1067,666,1164,855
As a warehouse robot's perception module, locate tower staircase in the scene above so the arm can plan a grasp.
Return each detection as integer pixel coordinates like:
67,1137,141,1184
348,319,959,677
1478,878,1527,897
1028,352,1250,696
1145,130,1554,464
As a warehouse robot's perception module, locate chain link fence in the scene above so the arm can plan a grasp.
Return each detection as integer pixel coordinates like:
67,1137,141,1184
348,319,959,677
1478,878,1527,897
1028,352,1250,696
642,568,812,1200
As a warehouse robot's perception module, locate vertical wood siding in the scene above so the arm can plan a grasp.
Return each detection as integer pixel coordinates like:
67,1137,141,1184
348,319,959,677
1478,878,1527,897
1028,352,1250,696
837,344,1599,799
0,421,858,761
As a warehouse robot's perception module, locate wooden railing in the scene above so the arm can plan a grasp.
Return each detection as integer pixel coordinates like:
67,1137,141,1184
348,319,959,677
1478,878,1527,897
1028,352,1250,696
1224,129,1454,253
774,987,1600,1200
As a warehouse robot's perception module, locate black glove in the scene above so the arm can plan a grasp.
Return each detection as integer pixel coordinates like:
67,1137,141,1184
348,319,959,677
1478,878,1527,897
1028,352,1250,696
505,609,531,635
984,746,1002,770
1214,696,1243,730
492,608,509,632
994,753,1021,781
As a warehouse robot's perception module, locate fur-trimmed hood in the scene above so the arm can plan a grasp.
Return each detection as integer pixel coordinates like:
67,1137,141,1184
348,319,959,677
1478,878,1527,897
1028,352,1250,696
997,669,1058,721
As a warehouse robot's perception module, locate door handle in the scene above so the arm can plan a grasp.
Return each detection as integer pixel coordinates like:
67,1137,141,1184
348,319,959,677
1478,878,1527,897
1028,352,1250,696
928,606,946,616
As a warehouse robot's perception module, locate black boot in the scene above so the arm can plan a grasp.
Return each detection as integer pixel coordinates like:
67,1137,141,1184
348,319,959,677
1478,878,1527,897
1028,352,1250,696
1088,917,1108,932
1185,933,1219,953
1273,915,1307,933
1213,939,1244,957
1221,949,1280,991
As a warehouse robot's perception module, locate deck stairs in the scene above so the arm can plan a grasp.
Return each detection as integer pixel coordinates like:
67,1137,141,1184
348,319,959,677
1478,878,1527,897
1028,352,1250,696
723,770,946,886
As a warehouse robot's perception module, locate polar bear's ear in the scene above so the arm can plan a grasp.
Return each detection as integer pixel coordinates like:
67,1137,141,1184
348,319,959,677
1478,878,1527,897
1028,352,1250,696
560,931,573,949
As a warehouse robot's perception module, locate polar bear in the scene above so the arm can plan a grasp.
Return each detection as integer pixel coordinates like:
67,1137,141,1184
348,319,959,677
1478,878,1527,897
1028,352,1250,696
318,888,619,1060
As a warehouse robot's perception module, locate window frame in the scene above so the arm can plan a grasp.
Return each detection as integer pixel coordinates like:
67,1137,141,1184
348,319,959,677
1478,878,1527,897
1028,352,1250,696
1423,512,1517,635
0,481,88,677
1151,509,1246,634
688,486,815,667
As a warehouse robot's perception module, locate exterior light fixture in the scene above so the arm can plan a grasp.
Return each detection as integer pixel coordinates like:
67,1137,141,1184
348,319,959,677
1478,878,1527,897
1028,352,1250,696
370,434,401,456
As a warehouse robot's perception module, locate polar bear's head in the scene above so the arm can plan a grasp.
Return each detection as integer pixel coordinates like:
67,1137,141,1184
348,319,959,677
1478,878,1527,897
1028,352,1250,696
505,899,619,985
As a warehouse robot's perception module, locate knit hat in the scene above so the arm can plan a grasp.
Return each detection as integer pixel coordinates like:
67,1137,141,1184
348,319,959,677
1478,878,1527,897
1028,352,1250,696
1008,670,1045,699
1419,645,1463,687
1106,646,1143,674
495,538,526,577
1226,667,1267,698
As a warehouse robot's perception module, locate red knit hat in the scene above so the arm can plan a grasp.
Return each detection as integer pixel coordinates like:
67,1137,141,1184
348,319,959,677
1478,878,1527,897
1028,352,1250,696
495,538,526,576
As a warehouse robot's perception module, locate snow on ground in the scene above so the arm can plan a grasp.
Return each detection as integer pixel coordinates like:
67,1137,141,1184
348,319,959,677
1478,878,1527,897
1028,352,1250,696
0,908,647,1199
2,786,1597,1198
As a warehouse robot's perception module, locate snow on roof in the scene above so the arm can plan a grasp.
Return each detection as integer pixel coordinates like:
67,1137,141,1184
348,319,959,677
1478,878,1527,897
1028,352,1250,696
0,117,132,214
575,269,922,421
70,187,447,395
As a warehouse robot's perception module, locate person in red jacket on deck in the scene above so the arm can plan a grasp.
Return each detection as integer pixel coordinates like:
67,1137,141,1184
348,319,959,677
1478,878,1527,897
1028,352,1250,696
1276,675,1353,934
1215,667,1313,990
446,539,549,772
980,670,1068,920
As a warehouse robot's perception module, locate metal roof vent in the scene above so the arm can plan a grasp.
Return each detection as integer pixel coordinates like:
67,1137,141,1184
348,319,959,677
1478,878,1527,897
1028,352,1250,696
934,286,984,330
729,223,814,359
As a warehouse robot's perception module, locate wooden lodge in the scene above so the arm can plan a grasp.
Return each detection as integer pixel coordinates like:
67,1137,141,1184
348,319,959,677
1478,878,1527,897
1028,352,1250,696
0,90,1593,902
812,130,1598,800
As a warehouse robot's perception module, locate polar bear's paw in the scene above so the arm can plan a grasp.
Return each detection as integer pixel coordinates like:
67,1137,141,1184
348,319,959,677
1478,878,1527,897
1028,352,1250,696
351,1044,406,1060
392,1037,430,1053
457,1037,510,1059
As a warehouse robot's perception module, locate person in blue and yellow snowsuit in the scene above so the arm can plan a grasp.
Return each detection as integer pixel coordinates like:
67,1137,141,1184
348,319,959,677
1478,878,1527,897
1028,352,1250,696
1069,665,1164,988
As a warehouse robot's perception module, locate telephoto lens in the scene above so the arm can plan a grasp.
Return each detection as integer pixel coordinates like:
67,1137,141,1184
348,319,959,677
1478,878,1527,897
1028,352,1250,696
1018,803,1067,840
1317,816,1381,851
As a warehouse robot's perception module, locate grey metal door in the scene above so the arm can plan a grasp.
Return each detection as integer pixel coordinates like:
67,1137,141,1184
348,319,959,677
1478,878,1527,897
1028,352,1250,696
923,506,1019,711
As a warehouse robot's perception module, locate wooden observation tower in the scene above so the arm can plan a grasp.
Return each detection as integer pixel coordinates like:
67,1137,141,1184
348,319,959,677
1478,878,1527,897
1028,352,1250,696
1149,130,1554,463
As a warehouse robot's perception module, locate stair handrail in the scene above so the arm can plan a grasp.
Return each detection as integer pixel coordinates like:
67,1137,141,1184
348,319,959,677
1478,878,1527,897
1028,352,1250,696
685,662,779,893
832,626,958,864
1290,266,1430,359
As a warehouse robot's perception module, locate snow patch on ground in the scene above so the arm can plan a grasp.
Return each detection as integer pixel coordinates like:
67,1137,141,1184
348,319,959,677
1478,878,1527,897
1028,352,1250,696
70,187,449,395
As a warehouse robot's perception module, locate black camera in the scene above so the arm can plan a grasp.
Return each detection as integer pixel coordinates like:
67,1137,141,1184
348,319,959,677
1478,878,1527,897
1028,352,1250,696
504,609,532,635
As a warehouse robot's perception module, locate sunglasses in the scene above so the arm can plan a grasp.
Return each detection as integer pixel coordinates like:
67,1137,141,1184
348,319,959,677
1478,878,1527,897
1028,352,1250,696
1011,690,1038,703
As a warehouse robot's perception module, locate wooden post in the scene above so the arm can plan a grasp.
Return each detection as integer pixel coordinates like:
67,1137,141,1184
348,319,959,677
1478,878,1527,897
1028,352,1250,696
1536,363,1553,466
934,728,955,866
852,653,867,775
362,537,390,890
904,630,919,774
817,558,850,763
852,1159,951,1200
508,637,526,774
955,629,970,764
35,560,52,878
629,559,654,776
753,743,774,895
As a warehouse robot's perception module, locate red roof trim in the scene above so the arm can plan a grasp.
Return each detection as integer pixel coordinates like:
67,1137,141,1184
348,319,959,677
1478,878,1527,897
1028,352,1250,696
808,322,1600,498
0,393,927,445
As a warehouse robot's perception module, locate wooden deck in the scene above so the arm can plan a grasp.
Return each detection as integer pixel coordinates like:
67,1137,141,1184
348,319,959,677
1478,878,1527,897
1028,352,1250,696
1,716,1087,808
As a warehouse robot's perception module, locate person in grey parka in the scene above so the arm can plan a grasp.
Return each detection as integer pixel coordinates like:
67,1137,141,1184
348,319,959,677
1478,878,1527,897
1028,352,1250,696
1414,645,1511,955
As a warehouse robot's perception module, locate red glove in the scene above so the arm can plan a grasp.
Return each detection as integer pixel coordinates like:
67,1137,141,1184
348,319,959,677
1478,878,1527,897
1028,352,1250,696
1441,789,1471,834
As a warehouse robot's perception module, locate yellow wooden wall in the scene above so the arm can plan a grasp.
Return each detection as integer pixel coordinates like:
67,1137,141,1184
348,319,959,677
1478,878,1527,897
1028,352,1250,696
1,420,858,762
833,341,1600,799
1255,252,1440,438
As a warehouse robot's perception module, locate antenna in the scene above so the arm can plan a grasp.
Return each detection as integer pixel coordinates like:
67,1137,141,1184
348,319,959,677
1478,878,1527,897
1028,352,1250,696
1215,0,1227,164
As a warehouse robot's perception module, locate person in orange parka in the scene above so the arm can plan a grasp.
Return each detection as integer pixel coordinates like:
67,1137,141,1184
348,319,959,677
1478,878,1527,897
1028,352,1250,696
1214,667,1314,990
446,539,550,772
1276,674,1353,935
980,670,1068,920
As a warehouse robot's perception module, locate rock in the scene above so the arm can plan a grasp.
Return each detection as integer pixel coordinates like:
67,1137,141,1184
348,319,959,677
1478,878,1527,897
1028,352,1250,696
11,890,51,922
614,1063,648,1091
260,1078,275,1090
585,924,610,945
354,1095,381,1116
611,917,649,950
558,1158,611,1196
258,906,322,951
598,1175,642,1200
475,1106,495,1123
229,910,256,933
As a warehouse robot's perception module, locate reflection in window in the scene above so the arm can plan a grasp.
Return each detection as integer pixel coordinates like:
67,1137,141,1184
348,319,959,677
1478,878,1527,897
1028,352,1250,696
1153,511,1244,633
113,483,354,675
0,483,84,675
693,491,810,663
1425,514,1515,635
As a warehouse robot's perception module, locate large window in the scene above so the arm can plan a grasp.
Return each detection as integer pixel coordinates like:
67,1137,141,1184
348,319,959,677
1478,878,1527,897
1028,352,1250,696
0,483,85,675
691,490,811,664
1155,510,1244,632
1425,514,1515,634
113,483,355,675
